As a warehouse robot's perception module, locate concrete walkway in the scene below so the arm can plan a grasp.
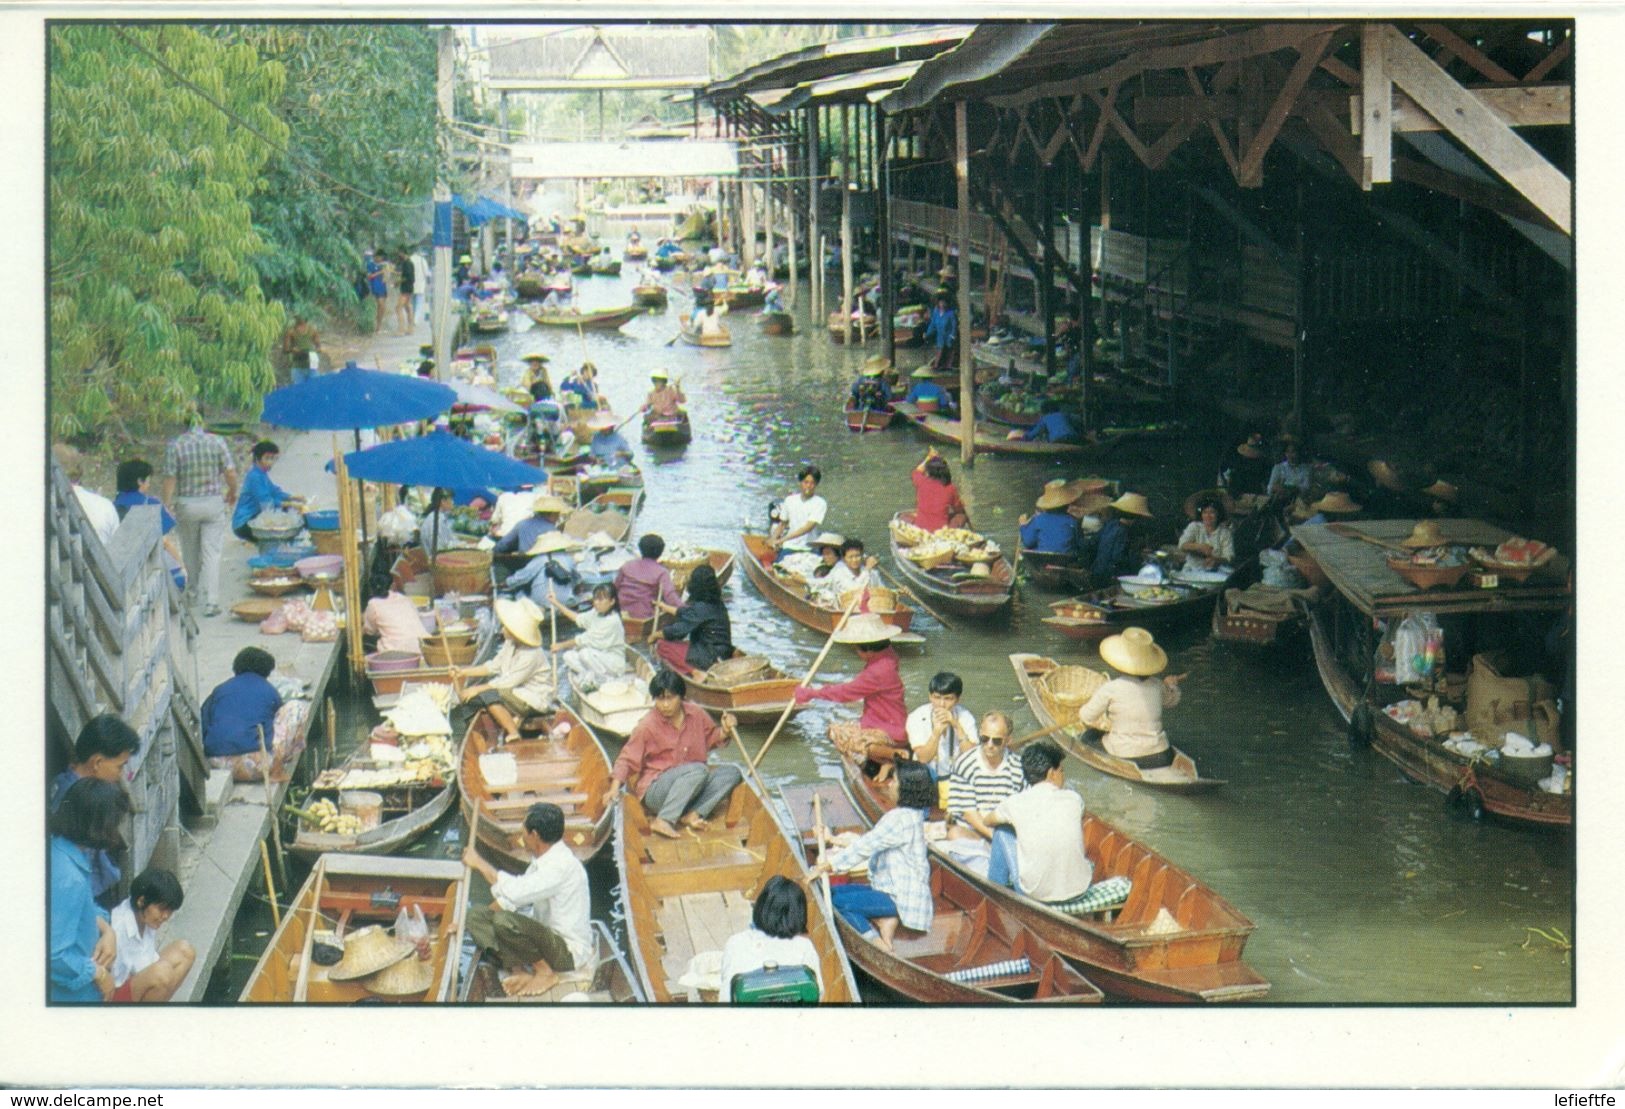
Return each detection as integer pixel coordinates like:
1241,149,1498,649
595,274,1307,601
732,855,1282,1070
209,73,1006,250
165,315,443,1000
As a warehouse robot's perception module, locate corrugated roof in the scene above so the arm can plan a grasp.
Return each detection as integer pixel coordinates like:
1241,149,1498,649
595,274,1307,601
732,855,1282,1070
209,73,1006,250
705,25,972,100
766,61,926,115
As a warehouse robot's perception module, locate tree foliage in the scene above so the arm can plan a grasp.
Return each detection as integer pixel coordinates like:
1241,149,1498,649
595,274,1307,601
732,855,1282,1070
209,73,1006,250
211,25,439,321
49,25,287,440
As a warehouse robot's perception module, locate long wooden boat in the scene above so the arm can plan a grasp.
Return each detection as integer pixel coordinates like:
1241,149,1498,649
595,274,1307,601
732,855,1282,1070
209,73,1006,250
469,308,511,334
650,253,684,271
888,511,1015,620
543,275,574,297
679,321,732,347
1009,653,1223,792
462,919,645,1003
892,402,1181,459
568,488,642,541
624,244,648,261
588,259,623,277
524,304,640,330
621,548,735,641
632,284,668,308
572,647,655,739
514,273,548,300
1043,572,1236,640
975,391,1046,428
827,311,879,343
240,854,468,1003
288,747,457,860
715,285,767,309
616,771,860,1003
844,402,897,433
1293,519,1572,829
1209,568,1309,648
458,705,618,870
759,311,794,336
740,532,916,638
781,782,1105,1004
839,752,1267,1002
1019,548,1092,593
642,410,692,448
640,645,806,724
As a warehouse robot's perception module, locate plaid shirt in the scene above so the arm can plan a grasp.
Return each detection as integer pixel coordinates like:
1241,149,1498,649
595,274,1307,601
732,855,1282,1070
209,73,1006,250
828,806,933,932
164,428,235,498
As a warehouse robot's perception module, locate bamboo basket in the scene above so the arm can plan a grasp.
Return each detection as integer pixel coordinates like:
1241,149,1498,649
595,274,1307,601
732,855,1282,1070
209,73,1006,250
702,656,773,688
841,586,896,614
907,549,955,571
433,549,492,595
1386,557,1469,590
421,635,477,667
1039,665,1107,713
311,528,347,556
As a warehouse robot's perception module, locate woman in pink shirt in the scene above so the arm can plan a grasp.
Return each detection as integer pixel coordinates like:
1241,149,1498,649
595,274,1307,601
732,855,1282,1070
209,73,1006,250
793,614,907,773
613,534,682,621
362,574,429,655
909,448,968,532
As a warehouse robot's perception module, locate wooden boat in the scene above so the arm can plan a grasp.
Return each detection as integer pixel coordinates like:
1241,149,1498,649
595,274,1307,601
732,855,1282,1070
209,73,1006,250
458,705,618,870
780,782,1104,1004
651,646,805,724
715,286,767,309
839,752,1267,1002
454,342,499,366
642,409,692,448
543,275,573,297
1209,568,1309,648
1019,548,1092,593
588,258,623,276
1043,573,1236,640
650,253,683,271
514,273,548,300
844,402,897,433
239,854,468,1003
524,304,640,331
679,321,732,347
740,532,917,638
621,548,735,641
975,391,1046,428
366,661,456,699
469,308,510,334
826,311,880,343
1009,653,1223,792
462,919,645,1003
288,746,457,860
632,284,668,308
572,647,654,739
759,310,794,336
891,401,1181,459
570,261,593,276
624,244,648,261
616,772,860,1003
887,511,1015,620
1294,519,1572,829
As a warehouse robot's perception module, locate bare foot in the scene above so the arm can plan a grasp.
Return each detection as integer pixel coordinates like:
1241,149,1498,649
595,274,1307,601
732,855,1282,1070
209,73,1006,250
678,813,709,831
871,933,894,954
650,817,683,839
501,966,559,997
502,732,521,745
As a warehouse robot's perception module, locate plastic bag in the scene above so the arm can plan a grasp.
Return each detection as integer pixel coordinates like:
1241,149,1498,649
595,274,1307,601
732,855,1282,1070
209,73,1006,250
379,505,419,546
394,904,431,960
1259,548,1305,589
1392,612,1443,685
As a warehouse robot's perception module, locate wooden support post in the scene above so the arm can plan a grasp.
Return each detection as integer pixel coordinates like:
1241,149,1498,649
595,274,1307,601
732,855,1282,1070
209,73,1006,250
741,170,756,270
841,179,855,345
1041,158,1056,377
1099,150,1113,347
809,107,822,318
763,173,774,280
787,148,800,308
1292,181,1307,437
877,110,895,364
1361,23,1393,188
1079,157,1094,431
954,100,975,466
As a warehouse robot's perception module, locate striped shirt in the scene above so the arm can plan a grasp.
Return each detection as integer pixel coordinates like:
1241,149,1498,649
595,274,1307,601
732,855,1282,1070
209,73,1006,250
163,428,235,498
827,806,933,932
946,745,1025,819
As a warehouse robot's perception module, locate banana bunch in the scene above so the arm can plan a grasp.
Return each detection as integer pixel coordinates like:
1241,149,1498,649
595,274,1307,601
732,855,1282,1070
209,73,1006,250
299,799,365,836
890,519,931,547
935,527,988,548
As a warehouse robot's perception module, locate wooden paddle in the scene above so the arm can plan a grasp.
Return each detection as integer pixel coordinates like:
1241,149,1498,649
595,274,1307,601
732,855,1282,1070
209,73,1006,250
725,718,774,806
1007,718,1076,750
256,725,288,890
874,563,958,632
748,587,866,772
1325,522,1412,553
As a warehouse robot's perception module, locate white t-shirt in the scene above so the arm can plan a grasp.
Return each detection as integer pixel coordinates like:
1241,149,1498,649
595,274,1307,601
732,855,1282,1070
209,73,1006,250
491,841,594,970
778,493,827,551
905,703,979,778
993,781,1093,903
719,928,822,1002
110,899,160,988
489,490,537,539
75,486,121,547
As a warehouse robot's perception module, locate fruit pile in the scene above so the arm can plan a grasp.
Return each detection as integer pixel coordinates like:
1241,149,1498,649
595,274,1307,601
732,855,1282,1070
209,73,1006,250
298,799,364,836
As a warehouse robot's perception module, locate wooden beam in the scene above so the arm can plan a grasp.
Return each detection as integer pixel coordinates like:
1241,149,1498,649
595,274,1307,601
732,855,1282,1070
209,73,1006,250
1361,23,1392,188
1080,87,1116,171
1238,29,1339,186
1186,66,1238,178
1392,154,1554,229
1415,22,1518,84
1379,23,1570,233
1320,55,1361,86
1523,37,1571,83
1040,114,1070,166
1347,83,1571,134
955,100,975,467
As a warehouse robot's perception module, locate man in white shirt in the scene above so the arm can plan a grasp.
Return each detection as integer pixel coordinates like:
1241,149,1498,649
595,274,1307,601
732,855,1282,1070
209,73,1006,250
53,444,120,546
904,671,979,782
488,485,539,540
986,741,1093,904
769,465,827,558
462,802,593,997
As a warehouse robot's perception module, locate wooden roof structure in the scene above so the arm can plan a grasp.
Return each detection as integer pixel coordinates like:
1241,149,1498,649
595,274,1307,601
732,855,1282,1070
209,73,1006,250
1291,519,1570,617
703,25,971,100
486,26,714,90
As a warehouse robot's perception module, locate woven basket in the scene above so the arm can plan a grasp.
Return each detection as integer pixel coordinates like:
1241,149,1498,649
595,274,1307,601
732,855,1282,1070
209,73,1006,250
311,528,346,556
842,586,897,614
433,549,492,595
908,549,955,571
1386,557,1468,590
1040,665,1107,711
422,635,477,667
703,656,773,688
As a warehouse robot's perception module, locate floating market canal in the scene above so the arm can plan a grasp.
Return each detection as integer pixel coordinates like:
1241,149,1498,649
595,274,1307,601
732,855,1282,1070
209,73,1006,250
207,265,1573,1004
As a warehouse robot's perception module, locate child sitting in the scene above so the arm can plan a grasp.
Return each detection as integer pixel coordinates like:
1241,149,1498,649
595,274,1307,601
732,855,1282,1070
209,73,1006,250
109,868,196,1003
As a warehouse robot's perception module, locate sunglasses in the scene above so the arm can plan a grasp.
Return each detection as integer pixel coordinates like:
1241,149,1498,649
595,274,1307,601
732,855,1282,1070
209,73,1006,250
982,736,1007,748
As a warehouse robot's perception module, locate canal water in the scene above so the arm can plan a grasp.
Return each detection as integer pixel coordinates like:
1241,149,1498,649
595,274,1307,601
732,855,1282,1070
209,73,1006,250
210,268,1573,1004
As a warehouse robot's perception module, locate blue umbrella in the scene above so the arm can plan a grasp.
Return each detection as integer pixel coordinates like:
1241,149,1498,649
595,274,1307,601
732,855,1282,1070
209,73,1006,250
262,361,456,430
340,430,548,491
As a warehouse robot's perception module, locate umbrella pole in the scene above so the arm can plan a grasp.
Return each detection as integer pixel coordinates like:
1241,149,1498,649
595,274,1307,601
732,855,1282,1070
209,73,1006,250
352,428,369,548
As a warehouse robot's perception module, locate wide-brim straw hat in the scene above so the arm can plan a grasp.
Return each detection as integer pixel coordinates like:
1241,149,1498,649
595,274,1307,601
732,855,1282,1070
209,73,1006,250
1099,626,1168,677
1424,480,1459,502
910,366,937,379
1068,476,1112,496
586,678,652,715
861,364,886,377
1236,441,1264,459
526,530,581,556
1109,492,1154,518
360,951,435,998
522,352,550,363
1367,459,1406,492
650,368,669,380
832,612,902,644
588,414,619,432
494,598,543,647
1036,480,1083,511
1399,520,1448,548
326,926,415,982
1071,491,1115,517
810,532,846,550
532,493,571,515
961,562,991,579
1310,491,1362,515
1182,488,1233,521
863,354,893,370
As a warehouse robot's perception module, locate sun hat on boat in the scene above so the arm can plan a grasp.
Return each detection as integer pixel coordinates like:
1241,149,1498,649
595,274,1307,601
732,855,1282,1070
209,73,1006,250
650,368,669,380
861,363,886,377
1108,492,1153,518
910,365,938,379
532,493,571,515
1067,476,1112,496
494,598,543,647
587,413,619,432
1182,488,1235,521
585,678,651,716
961,562,991,580
1072,491,1114,518
1309,491,1362,515
1236,433,1265,459
863,353,893,369
526,530,581,556
360,950,435,998
1036,481,1084,511
326,926,414,982
1423,480,1459,503
1099,626,1168,678
810,532,846,550
1399,520,1448,548
1367,459,1405,492
831,612,902,645
522,352,550,363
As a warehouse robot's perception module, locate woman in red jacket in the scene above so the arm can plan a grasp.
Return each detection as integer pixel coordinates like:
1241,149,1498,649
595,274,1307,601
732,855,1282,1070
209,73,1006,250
909,448,969,532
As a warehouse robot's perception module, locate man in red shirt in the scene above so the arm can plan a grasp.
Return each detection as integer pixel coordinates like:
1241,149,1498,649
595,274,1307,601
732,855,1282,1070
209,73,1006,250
792,613,908,775
613,534,683,622
612,669,741,839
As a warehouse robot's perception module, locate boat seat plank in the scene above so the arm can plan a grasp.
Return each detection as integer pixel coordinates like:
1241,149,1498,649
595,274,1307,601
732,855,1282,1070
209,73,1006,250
482,791,589,813
654,898,698,989
889,910,968,959
643,860,763,899
681,891,739,956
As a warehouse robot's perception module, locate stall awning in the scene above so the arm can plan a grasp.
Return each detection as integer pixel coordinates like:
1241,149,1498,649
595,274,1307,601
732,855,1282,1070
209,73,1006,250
453,194,527,228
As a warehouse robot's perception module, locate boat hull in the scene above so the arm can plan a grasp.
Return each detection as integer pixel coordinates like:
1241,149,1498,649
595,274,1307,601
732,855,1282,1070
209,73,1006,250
740,533,915,637
642,412,692,447
844,403,897,433
524,305,640,330
888,511,1014,619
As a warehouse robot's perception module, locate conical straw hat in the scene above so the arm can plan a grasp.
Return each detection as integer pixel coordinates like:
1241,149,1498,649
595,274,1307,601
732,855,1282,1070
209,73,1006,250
1072,492,1114,517
360,950,435,998
1109,492,1153,518
526,530,581,556
1036,481,1083,511
1098,626,1168,677
494,598,543,647
1309,491,1362,515
326,925,414,982
1423,480,1458,502
531,494,571,515
831,612,902,644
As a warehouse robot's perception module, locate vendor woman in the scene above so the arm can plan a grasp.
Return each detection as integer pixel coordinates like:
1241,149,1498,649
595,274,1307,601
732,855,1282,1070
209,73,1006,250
793,614,908,771
1074,627,1185,769
453,599,555,744
1178,497,1235,570
201,648,283,782
232,441,300,540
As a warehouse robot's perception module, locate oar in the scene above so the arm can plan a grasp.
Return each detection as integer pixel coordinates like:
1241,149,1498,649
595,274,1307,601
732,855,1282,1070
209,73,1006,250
1008,718,1078,751
1325,522,1413,553
725,717,774,805
748,587,866,772
874,563,958,632
811,792,835,918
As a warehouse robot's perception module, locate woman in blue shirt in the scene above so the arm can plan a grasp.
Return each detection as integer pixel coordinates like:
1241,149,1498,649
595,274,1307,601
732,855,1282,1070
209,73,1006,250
201,647,284,782
113,459,186,589
232,441,296,539
50,778,130,1003
922,294,957,371
1091,493,1154,584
